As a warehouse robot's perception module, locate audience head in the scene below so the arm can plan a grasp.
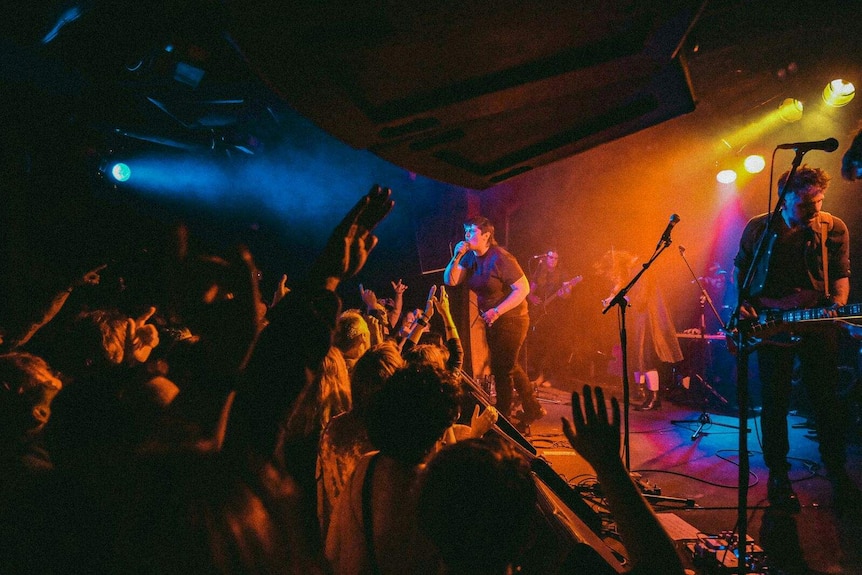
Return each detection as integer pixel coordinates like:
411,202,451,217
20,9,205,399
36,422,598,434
52,309,129,377
350,341,403,414
418,436,537,574
364,364,461,466
284,346,351,439
418,331,445,349
403,342,448,371
0,351,63,441
333,310,371,364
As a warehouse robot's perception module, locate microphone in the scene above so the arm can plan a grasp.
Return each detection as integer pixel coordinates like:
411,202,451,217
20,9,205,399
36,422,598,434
531,252,552,259
659,214,681,246
776,138,839,153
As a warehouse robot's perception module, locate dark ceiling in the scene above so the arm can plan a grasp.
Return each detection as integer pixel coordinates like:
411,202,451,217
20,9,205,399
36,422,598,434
1,0,860,189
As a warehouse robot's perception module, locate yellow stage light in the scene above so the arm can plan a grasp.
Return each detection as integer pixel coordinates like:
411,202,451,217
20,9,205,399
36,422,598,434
778,98,803,122
822,79,855,107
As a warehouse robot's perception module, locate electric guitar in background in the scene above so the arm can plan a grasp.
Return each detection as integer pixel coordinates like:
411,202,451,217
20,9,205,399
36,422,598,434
529,275,582,322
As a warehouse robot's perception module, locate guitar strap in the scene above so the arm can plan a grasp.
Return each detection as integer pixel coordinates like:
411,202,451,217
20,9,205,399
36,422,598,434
821,220,830,299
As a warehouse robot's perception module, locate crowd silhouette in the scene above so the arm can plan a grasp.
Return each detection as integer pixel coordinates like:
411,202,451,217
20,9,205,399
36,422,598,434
1,184,685,575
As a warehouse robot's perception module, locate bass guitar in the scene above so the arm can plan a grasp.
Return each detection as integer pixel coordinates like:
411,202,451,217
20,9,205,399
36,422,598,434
530,276,582,321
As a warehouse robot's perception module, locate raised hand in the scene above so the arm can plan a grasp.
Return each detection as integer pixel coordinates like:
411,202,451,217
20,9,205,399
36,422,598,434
311,184,394,291
366,313,384,347
562,385,622,472
423,285,437,321
452,241,469,257
432,285,450,317
126,306,161,363
77,263,108,288
271,274,290,308
359,283,379,310
470,404,498,438
391,278,408,296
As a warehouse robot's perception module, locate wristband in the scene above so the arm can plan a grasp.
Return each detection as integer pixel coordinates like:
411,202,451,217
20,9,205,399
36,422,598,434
416,317,429,327
493,307,500,315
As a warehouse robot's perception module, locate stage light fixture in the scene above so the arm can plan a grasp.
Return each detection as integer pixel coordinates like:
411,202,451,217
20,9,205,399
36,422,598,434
110,162,132,182
778,98,803,122
744,155,766,174
716,169,737,184
822,79,855,107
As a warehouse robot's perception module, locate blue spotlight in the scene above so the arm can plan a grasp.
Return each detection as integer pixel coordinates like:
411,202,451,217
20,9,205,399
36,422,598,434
110,162,132,182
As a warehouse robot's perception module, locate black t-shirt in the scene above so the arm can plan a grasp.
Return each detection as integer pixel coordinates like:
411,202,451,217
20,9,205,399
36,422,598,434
460,246,528,317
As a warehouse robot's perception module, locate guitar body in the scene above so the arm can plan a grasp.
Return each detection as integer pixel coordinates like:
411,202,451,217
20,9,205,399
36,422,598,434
726,290,862,352
529,276,582,324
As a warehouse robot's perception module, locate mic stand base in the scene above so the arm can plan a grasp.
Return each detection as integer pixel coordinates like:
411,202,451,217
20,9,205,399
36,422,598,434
671,411,749,441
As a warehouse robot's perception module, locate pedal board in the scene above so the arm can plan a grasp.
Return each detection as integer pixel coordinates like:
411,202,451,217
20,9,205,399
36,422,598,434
686,532,767,574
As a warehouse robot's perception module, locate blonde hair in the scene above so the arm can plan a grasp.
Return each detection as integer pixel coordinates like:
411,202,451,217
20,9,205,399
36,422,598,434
333,310,370,362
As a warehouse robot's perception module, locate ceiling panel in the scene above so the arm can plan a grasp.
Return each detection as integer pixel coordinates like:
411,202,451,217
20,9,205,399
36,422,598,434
225,1,707,188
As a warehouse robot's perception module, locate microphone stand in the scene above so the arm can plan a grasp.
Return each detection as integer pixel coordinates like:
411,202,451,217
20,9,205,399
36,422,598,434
731,149,806,575
672,247,747,440
602,235,672,471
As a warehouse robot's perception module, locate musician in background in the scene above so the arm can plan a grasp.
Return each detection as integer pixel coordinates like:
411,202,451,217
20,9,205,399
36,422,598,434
701,262,732,333
734,164,860,514
526,250,576,387
445,216,545,432
596,249,683,411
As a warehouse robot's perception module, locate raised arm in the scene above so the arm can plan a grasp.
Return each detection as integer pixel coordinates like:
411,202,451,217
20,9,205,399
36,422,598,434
389,278,407,328
308,184,394,292
443,241,469,286
562,385,685,575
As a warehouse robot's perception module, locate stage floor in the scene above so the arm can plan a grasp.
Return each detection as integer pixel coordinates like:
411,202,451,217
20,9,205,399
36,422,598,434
519,378,862,575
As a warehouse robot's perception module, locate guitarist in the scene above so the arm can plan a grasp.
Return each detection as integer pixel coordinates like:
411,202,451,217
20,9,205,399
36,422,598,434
526,250,576,387
733,164,860,514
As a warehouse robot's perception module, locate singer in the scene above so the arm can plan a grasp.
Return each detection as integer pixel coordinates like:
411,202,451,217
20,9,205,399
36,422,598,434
444,216,545,431
733,164,861,513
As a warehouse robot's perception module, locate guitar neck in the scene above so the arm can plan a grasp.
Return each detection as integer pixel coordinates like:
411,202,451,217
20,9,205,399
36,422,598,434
769,302,862,324
540,276,582,307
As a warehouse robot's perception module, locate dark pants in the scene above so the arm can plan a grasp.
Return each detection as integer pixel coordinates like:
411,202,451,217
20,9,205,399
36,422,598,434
487,314,538,418
757,326,847,475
